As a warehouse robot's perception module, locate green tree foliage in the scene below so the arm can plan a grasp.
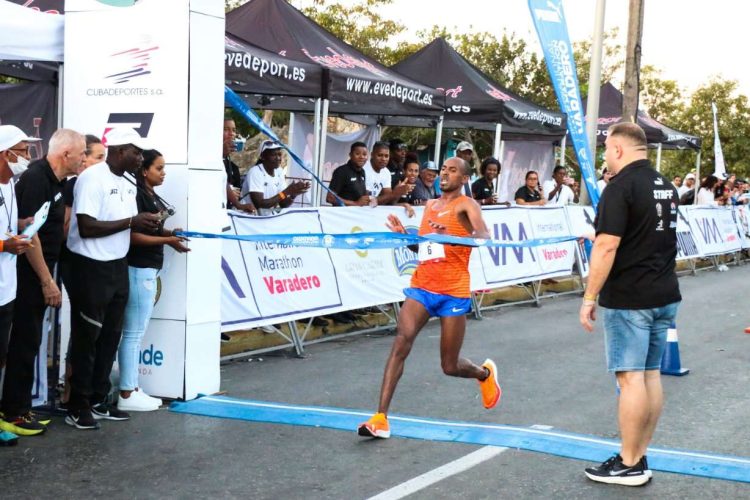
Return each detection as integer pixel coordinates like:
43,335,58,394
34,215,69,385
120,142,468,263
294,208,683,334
676,79,750,178
300,0,406,66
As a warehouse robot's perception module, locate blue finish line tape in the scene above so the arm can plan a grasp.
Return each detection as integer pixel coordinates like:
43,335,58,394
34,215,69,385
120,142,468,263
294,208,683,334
176,231,578,250
170,396,750,484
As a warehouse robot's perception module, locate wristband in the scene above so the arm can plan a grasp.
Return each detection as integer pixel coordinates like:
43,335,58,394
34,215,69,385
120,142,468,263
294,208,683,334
128,217,133,228
583,293,597,301
278,191,287,201
0,239,4,252
582,299,596,306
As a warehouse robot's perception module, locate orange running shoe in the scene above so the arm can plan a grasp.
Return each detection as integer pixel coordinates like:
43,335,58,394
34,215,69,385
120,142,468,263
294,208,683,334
357,412,390,438
479,359,502,409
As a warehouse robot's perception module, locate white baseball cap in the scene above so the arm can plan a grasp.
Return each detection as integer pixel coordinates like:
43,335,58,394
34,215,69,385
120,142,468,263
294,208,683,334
455,141,473,152
685,173,696,180
0,125,42,152
105,127,150,150
259,140,283,155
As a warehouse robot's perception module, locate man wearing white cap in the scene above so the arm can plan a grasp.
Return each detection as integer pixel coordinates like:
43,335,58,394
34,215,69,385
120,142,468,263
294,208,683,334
65,127,160,430
0,126,35,444
678,173,695,198
1,129,86,437
240,139,309,215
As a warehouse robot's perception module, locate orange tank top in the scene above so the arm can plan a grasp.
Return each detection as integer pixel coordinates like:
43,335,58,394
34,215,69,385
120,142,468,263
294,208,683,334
410,196,473,298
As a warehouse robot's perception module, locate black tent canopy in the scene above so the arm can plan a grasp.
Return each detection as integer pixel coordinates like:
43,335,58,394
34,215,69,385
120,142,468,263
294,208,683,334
225,34,323,106
226,0,442,119
586,82,701,150
391,37,567,141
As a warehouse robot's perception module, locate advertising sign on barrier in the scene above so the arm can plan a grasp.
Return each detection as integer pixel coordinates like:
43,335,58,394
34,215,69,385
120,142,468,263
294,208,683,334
685,206,741,256
221,210,341,329
676,207,700,261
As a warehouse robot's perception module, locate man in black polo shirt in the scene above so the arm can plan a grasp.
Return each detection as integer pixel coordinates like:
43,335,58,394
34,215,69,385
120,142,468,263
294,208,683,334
580,122,681,486
223,118,255,213
1,129,86,435
387,138,407,189
326,141,370,206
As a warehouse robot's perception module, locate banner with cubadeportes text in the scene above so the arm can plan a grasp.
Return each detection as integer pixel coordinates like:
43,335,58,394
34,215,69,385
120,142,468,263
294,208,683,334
528,0,599,208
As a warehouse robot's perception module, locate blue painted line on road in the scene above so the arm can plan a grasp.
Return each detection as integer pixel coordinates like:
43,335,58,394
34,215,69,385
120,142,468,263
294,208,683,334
170,395,750,484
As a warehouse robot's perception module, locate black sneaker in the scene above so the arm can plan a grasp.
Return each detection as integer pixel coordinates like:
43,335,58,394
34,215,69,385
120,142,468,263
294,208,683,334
642,455,653,478
91,403,130,421
221,332,231,343
65,408,100,430
584,454,650,486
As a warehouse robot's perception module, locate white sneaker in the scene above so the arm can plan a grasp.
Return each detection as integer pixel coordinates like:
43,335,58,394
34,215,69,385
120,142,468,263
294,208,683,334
135,388,162,407
117,389,159,412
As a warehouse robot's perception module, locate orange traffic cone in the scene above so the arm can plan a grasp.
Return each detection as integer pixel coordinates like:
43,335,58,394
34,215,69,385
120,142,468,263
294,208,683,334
661,321,689,376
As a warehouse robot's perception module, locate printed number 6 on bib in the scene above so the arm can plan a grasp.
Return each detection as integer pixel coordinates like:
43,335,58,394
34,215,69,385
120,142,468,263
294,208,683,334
418,241,446,263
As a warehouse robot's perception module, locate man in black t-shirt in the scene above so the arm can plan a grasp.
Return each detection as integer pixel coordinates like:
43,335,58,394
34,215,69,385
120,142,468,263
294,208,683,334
386,138,407,189
222,118,255,214
1,129,85,436
326,142,370,206
580,122,681,486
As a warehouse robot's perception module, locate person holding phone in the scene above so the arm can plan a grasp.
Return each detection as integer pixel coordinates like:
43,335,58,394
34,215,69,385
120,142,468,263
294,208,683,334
514,171,546,206
242,140,310,215
543,166,579,206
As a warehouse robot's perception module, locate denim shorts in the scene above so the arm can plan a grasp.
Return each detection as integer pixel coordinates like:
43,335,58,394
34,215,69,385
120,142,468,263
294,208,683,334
403,287,472,317
602,302,680,372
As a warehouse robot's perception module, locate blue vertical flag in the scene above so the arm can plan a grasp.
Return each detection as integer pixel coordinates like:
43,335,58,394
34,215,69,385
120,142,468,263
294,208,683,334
528,0,600,209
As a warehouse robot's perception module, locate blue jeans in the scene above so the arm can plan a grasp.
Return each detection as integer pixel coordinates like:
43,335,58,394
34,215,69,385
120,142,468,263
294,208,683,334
603,302,680,372
118,266,158,390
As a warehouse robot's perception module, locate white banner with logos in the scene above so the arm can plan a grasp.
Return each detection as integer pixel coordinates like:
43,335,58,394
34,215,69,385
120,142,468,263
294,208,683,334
63,0,189,163
220,205,750,331
683,206,742,256
222,205,577,331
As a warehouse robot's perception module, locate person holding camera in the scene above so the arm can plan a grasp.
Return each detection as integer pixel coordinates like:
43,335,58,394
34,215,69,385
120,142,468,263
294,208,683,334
117,149,189,412
543,166,579,206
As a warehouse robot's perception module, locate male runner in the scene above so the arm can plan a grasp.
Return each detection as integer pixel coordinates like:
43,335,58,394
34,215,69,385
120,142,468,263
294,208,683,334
358,157,501,439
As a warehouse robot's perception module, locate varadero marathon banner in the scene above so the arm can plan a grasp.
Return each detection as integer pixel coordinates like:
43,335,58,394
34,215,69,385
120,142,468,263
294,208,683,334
221,205,579,331
220,205,749,331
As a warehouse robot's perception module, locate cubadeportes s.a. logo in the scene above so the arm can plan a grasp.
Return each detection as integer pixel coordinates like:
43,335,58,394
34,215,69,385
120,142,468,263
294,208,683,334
393,225,418,276
105,45,158,84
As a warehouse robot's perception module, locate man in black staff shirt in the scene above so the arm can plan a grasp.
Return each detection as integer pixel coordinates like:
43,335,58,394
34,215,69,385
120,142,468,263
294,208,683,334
387,138,408,189
580,122,681,486
223,118,255,213
65,127,160,430
1,129,86,436
326,142,370,206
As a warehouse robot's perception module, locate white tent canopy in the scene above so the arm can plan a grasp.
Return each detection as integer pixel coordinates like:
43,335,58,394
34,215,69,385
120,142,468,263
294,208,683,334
0,0,63,62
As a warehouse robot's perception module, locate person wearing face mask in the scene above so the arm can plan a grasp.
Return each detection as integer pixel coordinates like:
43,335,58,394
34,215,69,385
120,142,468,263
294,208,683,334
4,127,40,179
0,129,86,437
0,126,35,441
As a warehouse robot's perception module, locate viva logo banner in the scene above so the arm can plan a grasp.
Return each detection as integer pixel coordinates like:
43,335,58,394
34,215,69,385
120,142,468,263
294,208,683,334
529,0,599,209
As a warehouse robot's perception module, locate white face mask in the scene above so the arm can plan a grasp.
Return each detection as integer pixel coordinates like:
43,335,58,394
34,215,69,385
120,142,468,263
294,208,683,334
8,152,30,176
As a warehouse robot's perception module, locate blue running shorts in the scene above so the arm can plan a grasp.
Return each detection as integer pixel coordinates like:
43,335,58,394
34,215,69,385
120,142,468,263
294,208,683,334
403,287,472,318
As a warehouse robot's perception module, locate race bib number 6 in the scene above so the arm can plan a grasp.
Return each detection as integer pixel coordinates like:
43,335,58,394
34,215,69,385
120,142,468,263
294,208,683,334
418,241,446,263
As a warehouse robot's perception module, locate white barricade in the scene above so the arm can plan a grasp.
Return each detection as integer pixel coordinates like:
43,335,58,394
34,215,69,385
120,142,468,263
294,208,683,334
220,204,749,332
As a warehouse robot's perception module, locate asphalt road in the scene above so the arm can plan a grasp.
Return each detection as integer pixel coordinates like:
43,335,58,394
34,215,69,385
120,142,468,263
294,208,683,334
2,265,749,499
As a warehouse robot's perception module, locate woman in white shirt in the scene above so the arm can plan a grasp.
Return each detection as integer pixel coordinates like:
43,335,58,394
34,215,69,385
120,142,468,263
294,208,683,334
696,175,718,205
